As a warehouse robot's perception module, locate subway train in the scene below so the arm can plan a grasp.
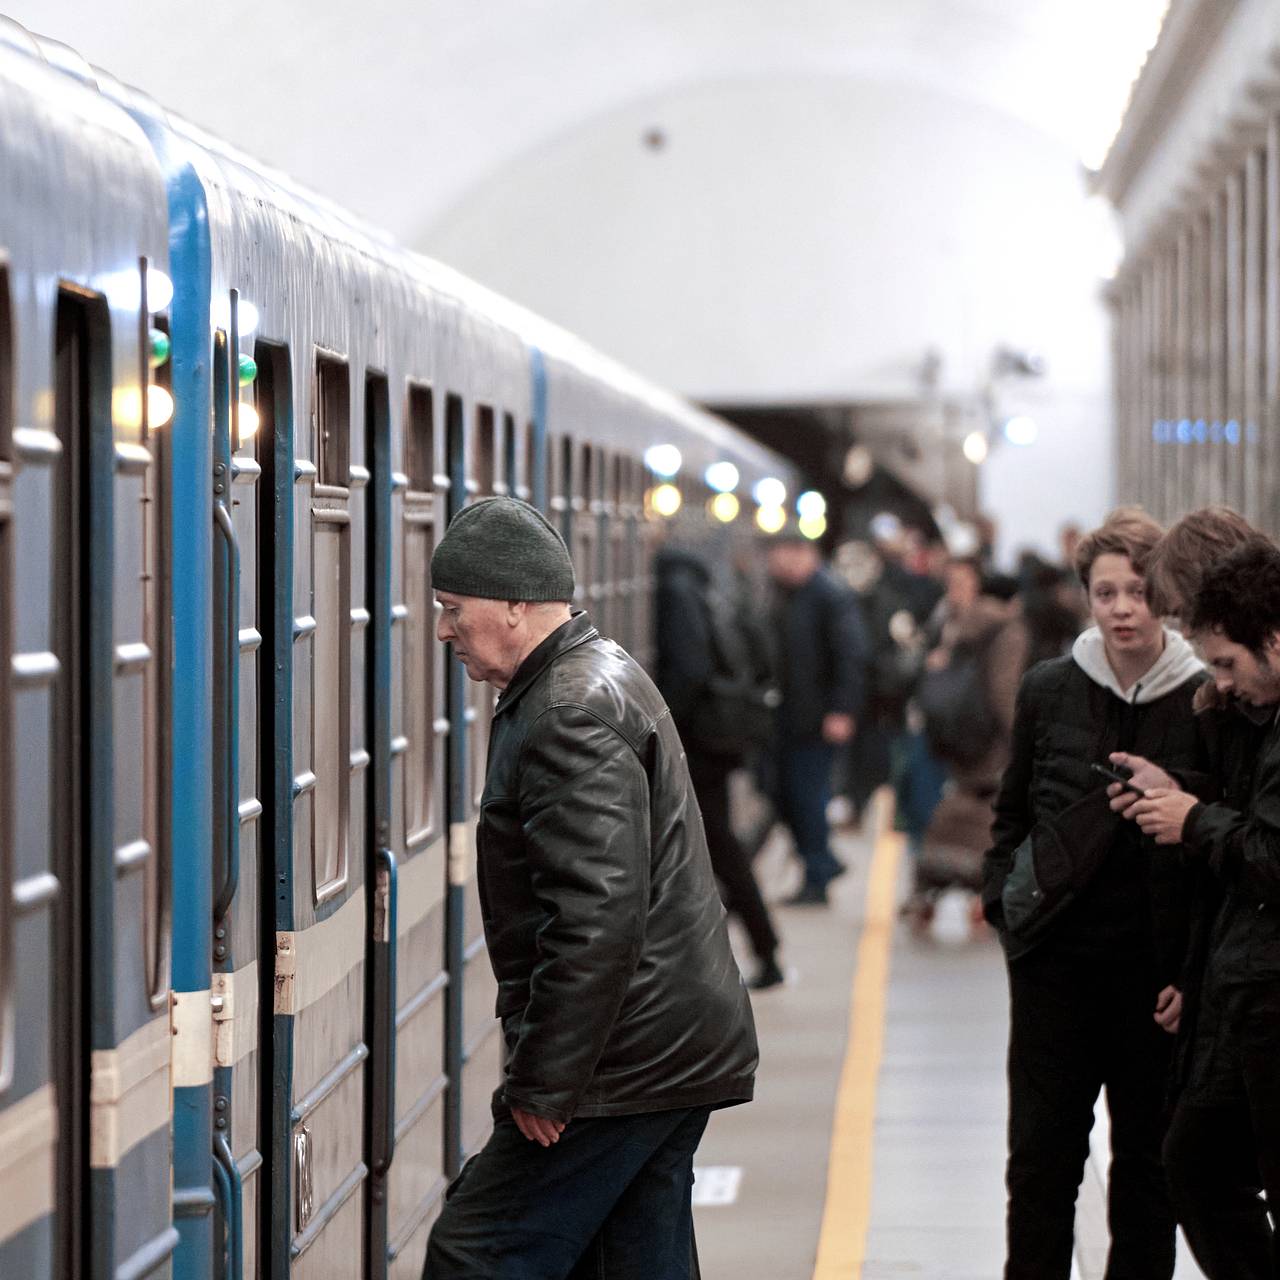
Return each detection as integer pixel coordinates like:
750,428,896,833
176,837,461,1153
0,22,799,1280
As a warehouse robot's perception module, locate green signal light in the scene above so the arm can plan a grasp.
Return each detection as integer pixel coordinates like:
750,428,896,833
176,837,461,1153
238,354,258,387
148,328,171,368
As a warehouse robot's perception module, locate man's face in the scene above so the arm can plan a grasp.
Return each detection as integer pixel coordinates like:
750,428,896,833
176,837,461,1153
435,591,520,688
1197,628,1280,707
767,542,819,588
1087,553,1162,658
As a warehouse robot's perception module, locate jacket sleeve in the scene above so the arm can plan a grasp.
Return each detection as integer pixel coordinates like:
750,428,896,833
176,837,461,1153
503,705,650,1123
1182,745,1280,902
981,672,1038,927
826,583,869,718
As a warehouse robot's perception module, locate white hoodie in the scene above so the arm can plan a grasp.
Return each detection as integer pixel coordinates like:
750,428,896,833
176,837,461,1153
1071,625,1204,705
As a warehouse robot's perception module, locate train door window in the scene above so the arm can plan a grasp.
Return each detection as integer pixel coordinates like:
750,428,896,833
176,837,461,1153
558,436,573,544
406,383,434,492
475,405,495,497
0,265,11,1089
502,413,517,499
140,307,170,1010
312,355,352,901
522,422,534,505
577,444,594,605
544,434,558,513
403,383,436,847
52,287,113,1274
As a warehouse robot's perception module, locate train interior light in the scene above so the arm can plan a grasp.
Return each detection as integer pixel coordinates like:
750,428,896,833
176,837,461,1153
755,504,786,533
146,266,173,312
753,476,786,508
962,432,989,465
147,384,174,428
710,492,740,522
643,443,682,477
705,460,739,492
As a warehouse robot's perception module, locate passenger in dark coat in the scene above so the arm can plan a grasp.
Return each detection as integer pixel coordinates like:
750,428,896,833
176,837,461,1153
1117,536,1280,1279
654,546,785,990
983,510,1206,1280
765,533,870,905
423,498,756,1280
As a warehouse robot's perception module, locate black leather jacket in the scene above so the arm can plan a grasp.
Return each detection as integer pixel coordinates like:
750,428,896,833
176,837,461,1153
1183,707,1280,983
476,611,758,1124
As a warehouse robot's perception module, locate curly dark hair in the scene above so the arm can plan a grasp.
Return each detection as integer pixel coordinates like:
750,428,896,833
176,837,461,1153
1189,538,1280,651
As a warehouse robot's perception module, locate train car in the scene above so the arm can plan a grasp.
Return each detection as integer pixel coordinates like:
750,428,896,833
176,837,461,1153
0,25,176,1280
0,20,801,1280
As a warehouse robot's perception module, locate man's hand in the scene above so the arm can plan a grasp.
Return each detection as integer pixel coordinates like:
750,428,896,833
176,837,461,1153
823,712,855,745
1107,751,1178,816
512,1107,566,1148
1154,985,1182,1034
1129,788,1199,845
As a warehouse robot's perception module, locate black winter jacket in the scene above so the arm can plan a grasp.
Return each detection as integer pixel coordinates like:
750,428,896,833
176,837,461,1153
1182,705,1280,984
983,654,1206,982
772,567,869,740
476,611,758,1124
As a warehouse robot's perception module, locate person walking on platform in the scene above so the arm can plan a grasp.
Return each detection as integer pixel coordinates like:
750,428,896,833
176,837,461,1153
422,498,758,1280
765,530,870,906
1116,535,1280,1279
654,544,786,990
982,509,1206,1280
910,557,1029,921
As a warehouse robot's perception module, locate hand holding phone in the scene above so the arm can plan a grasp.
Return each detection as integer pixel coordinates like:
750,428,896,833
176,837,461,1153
1090,761,1148,798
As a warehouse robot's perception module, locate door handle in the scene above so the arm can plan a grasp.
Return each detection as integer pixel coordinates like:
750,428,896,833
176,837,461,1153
372,847,398,1174
212,1131,243,1280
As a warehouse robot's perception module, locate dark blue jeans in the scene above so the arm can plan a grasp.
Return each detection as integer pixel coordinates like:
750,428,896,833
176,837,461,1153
776,739,842,889
424,1106,710,1279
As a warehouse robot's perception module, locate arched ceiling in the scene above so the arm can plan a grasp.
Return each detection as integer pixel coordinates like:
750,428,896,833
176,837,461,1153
7,0,1167,245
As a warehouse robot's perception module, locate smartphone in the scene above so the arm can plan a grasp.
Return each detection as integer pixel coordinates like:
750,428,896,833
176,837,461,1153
1090,761,1147,797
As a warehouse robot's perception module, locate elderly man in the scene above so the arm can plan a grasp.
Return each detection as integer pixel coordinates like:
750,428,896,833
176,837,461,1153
423,497,758,1280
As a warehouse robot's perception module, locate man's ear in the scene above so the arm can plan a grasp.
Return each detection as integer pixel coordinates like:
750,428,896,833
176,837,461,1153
505,600,527,627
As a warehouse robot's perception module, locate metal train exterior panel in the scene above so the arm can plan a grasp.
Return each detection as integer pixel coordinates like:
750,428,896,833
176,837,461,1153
0,23,797,1280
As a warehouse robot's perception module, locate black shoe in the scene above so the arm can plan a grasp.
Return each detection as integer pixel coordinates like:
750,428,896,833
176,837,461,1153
748,958,786,991
784,882,828,907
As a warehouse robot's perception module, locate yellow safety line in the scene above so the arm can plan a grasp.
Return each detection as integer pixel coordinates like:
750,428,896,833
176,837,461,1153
812,799,903,1280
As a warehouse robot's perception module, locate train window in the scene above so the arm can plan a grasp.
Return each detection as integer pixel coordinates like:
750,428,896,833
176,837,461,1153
315,355,350,488
402,381,436,847
406,383,434,493
0,265,11,1087
502,413,517,498
475,405,495,497
142,304,171,1011
312,354,352,902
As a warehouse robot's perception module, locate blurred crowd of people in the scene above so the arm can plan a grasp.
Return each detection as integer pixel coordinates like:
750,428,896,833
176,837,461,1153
653,507,1091,982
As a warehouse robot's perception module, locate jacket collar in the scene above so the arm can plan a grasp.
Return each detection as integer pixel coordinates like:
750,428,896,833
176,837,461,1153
494,610,599,717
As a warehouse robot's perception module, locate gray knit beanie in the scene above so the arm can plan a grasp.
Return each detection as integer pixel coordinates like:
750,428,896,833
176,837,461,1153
431,496,575,601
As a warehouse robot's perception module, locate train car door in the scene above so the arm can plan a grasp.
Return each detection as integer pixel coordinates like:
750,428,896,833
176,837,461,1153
377,381,451,1276
442,394,495,1179
455,404,501,1173
0,286,175,1278
266,349,373,1276
208,317,276,1280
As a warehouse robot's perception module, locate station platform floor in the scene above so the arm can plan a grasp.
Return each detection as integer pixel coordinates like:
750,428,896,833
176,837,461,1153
693,793,1205,1280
